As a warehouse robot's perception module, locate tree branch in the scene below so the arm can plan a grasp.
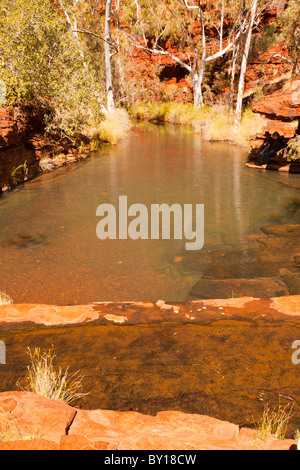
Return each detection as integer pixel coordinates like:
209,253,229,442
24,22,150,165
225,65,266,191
72,29,118,53
130,41,194,75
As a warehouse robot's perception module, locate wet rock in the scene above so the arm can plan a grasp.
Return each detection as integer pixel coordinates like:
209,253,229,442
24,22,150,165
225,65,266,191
261,224,300,238
294,254,300,268
202,261,282,280
255,237,300,263
188,277,289,300
182,247,260,272
280,269,300,295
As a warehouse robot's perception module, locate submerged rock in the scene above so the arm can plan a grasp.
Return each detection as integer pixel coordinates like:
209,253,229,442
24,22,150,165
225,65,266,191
189,277,289,300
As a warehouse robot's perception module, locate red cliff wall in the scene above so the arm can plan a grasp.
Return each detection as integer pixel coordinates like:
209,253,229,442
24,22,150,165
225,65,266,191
0,106,45,191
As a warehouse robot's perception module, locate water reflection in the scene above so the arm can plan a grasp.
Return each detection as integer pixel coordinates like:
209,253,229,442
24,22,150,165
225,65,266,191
0,123,299,305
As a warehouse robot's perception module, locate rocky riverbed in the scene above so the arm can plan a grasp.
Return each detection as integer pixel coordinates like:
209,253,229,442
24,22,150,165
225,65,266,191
0,295,300,449
180,224,300,300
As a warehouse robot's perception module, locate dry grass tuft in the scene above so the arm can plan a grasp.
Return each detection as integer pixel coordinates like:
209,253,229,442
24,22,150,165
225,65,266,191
254,401,294,442
90,108,132,145
17,347,88,406
129,102,265,147
0,292,13,305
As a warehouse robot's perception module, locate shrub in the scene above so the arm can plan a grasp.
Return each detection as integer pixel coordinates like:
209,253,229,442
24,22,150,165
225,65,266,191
234,108,265,147
10,162,28,186
280,135,300,162
161,83,180,102
0,0,105,137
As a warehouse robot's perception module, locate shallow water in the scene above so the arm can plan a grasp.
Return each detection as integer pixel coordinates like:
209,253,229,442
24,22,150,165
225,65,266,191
1,316,299,433
0,123,299,305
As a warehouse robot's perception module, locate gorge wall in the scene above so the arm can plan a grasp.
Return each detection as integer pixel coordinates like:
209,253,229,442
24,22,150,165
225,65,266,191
0,105,90,193
0,105,44,191
0,1,299,191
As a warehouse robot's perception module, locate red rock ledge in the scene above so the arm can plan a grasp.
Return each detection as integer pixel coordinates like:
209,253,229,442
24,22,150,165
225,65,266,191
0,295,300,327
0,391,297,450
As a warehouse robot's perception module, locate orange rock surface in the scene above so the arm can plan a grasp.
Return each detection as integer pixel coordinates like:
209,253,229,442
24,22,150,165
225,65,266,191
0,391,296,450
0,296,299,328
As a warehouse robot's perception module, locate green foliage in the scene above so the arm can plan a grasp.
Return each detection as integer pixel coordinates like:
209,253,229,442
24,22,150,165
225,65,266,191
280,135,300,162
10,162,27,186
161,83,181,102
0,0,77,103
250,21,278,62
250,0,300,76
251,86,265,104
277,0,300,75
0,0,105,135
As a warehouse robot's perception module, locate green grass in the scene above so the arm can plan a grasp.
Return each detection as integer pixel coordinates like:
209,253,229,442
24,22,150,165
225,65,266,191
10,162,27,185
129,101,265,147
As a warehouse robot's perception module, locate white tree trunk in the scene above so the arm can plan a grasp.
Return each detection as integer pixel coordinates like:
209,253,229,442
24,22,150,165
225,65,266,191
133,0,243,109
193,63,205,109
105,0,115,113
234,0,258,129
229,42,239,115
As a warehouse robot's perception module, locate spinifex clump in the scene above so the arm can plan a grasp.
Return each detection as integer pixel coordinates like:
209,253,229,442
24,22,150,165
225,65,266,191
17,347,88,406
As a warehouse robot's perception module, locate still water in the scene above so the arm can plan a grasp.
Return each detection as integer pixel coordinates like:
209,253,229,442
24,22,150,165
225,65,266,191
0,123,299,305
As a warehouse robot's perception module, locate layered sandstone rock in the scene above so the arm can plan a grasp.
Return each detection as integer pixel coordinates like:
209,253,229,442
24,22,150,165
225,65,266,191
253,80,300,122
0,105,91,192
248,79,300,159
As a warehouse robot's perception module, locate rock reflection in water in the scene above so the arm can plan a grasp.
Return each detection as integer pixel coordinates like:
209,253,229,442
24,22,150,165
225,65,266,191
0,124,299,305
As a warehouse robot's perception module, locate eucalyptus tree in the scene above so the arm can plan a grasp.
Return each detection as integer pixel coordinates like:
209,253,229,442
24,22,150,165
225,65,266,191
57,0,88,63
124,0,251,108
234,0,258,128
233,0,272,128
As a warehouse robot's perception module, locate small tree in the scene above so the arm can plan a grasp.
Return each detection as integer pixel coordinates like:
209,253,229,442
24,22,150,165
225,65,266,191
234,0,259,129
